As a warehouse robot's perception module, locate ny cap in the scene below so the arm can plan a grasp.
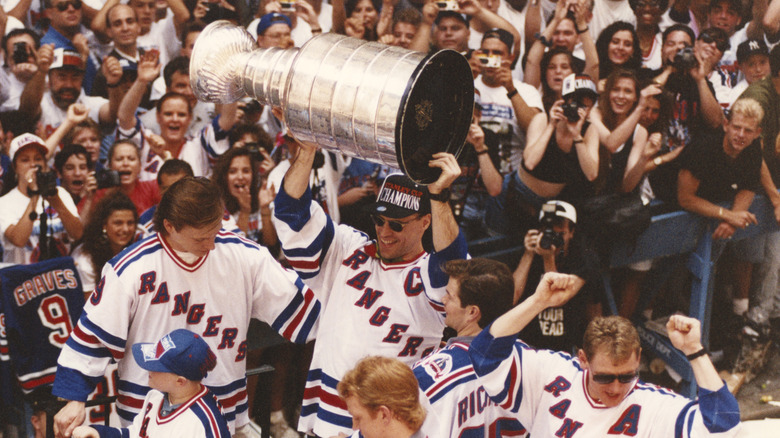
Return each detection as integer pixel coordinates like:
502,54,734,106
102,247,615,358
132,329,217,381
481,28,514,53
369,173,430,218
736,39,769,64
435,10,470,27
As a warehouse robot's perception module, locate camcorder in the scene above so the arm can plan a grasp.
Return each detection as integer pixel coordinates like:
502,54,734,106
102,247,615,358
95,168,121,189
538,203,564,250
672,47,697,71
29,167,58,197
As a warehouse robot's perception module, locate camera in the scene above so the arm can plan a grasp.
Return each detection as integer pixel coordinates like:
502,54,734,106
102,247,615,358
672,47,697,71
561,100,582,122
436,0,459,10
95,168,121,189
475,53,501,68
243,142,268,161
29,167,58,198
538,204,564,250
280,0,296,12
13,42,29,65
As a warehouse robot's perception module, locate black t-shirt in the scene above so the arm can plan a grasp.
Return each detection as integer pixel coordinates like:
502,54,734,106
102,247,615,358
518,236,603,354
678,128,762,202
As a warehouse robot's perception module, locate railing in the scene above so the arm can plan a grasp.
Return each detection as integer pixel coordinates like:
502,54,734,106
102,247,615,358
468,195,780,398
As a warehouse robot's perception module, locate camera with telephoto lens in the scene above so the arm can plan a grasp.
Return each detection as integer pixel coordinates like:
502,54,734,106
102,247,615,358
672,47,697,71
30,167,58,197
538,203,564,250
13,42,28,65
95,168,121,189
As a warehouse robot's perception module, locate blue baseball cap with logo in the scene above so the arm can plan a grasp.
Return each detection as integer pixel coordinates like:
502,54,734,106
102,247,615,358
257,12,292,36
132,329,217,381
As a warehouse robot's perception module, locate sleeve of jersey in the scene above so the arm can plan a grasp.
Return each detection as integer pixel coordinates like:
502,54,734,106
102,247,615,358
53,267,132,401
468,325,525,413
427,230,469,289
199,116,231,159
272,183,335,281
90,425,129,438
251,249,321,344
672,384,741,438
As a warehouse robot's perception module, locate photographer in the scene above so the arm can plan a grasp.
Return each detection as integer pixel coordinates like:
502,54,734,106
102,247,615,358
512,200,603,353
1,28,39,112
0,134,83,264
486,74,599,236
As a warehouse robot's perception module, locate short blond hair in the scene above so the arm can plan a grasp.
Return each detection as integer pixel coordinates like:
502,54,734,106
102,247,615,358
338,356,426,431
582,316,641,362
730,98,764,127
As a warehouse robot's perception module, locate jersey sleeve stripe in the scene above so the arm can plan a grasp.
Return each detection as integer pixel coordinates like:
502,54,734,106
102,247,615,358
280,288,317,341
118,393,145,409
273,185,314,232
77,315,126,358
19,372,56,391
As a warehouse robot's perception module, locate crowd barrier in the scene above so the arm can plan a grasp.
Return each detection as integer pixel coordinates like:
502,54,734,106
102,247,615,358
468,195,780,398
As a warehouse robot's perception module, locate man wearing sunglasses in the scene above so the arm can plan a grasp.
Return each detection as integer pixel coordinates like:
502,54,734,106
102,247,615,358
40,0,101,94
273,139,466,437
469,271,741,437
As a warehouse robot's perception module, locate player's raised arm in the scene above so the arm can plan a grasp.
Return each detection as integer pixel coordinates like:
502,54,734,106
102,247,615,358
490,272,580,337
427,152,462,252
666,315,723,391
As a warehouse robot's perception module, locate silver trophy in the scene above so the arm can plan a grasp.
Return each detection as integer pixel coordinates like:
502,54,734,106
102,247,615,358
190,21,474,184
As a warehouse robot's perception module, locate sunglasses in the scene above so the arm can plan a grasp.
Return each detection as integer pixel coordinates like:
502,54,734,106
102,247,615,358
54,0,81,11
591,371,638,384
370,214,416,232
699,33,730,52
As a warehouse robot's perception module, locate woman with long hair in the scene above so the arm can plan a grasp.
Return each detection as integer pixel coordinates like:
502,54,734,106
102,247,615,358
539,48,578,112
589,70,660,194
71,191,138,295
212,147,277,247
596,21,642,81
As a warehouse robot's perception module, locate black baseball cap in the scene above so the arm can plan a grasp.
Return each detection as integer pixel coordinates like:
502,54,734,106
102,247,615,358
737,39,769,63
435,10,470,27
369,173,431,218
481,28,514,53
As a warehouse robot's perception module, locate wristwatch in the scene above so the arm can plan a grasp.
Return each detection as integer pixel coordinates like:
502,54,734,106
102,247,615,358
653,156,663,166
429,189,451,203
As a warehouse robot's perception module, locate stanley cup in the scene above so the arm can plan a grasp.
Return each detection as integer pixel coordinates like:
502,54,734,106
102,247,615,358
190,20,474,184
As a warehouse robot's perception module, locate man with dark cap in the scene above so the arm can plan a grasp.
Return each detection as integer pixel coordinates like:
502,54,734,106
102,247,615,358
475,28,543,175
722,39,771,108
272,135,467,436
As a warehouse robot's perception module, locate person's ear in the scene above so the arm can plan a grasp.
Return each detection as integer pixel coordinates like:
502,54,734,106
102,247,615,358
577,349,589,369
163,218,175,235
377,405,393,424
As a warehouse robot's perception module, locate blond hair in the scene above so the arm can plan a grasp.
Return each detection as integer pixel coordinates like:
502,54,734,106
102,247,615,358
730,98,764,127
338,356,426,431
582,316,641,362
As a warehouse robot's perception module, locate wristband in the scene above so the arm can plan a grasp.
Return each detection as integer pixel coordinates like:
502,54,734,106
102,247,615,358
534,32,552,48
476,149,489,156
428,189,451,203
576,26,589,34
506,89,518,99
311,27,322,34
29,211,38,221
686,348,708,361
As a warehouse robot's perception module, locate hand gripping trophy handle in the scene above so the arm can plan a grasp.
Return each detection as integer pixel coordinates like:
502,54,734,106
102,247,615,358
190,20,474,184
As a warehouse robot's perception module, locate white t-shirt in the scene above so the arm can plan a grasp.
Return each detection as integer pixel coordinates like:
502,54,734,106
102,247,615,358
641,32,663,71
475,77,544,173
590,0,636,41
40,90,106,139
70,244,96,292
0,186,79,264
136,11,180,69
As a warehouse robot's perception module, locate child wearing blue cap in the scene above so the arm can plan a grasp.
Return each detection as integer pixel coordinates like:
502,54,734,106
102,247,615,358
71,329,230,437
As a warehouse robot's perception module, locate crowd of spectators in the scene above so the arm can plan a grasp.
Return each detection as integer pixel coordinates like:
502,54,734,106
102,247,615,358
0,0,779,435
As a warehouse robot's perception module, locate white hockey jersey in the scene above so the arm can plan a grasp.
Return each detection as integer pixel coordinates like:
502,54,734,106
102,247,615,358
469,330,741,437
53,231,320,433
273,185,469,437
